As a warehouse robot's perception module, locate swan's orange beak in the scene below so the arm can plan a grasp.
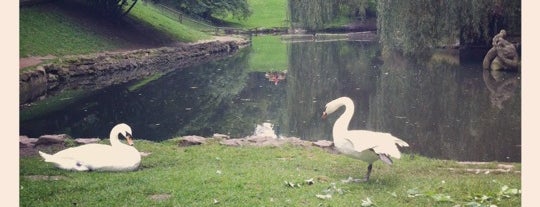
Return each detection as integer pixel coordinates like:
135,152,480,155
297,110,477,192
126,134,134,146
321,112,328,119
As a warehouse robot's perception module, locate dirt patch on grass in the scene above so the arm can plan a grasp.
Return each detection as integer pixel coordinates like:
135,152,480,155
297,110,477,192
24,175,68,181
20,55,56,69
444,161,520,174
149,194,171,201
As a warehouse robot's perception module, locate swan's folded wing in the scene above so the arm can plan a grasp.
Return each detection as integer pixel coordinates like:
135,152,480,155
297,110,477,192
345,137,376,153
346,131,408,159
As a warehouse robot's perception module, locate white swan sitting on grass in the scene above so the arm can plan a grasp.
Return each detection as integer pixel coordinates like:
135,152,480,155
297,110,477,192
38,123,141,172
322,97,409,181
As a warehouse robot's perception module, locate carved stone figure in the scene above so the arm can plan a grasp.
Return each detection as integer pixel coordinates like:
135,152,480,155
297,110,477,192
482,29,519,70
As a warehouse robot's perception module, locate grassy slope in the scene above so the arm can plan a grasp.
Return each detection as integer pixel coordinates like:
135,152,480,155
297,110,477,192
19,5,121,57
128,3,210,42
19,2,210,58
20,140,521,206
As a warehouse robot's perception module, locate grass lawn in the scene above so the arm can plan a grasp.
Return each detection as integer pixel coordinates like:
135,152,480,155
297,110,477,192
19,5,121,57
20,138,521,206
19,2,211,58
128,2,210,42
221,0,288,28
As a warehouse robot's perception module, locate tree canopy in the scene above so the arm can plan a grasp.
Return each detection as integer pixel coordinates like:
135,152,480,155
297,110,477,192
377,0,521,54
288,0,375,31
287,0,520,54
83,0,139,17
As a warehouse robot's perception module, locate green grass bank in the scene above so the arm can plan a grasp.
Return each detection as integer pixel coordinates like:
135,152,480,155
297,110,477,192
19,1,211,58
222,0,288,28
20,139,521,206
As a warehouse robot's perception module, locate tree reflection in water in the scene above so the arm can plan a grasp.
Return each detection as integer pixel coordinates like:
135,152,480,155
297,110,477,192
20,39,520,162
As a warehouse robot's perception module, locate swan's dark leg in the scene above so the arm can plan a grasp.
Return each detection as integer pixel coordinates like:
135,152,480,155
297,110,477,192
349,164,373,182
364,164,373,181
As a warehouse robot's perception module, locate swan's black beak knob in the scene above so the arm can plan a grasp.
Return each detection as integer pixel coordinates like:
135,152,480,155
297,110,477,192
321,112,328,119
126,133,134,146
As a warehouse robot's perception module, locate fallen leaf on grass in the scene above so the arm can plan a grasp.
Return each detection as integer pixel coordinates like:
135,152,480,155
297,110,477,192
316,194,332,199
305,178,314,185
431,193,454,203
140,152,152,157
361,197,375,206
407,188,423,198
284,181,301,188
341,176,364,183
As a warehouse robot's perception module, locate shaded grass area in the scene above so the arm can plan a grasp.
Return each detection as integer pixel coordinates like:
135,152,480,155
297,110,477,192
221,0,288,28
19,4,121,57
19,1,211,58
20,140,521,206
128,2,210,42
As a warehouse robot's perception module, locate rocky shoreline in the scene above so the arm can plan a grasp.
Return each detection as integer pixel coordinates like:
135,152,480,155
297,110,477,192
20,134,336,158
20,38,251,105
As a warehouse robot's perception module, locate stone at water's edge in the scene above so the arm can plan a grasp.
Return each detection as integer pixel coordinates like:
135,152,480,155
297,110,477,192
20,133,338,157
20,135,110,157
74,138,101,145
19,39,251,105
312,140,333,148
20,136,38,148
178,135,207,146
35,134,70,145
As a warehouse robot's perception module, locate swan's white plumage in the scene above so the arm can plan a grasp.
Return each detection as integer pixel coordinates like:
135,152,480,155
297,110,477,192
323,97,409,181
38,123,141,172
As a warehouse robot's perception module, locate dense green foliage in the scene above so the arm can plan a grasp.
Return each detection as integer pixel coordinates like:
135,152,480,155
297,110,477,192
20,140,521,206
377,0,521,55
77,0,139,17
286,0,520,55
287,0,375,30
154,0,251,20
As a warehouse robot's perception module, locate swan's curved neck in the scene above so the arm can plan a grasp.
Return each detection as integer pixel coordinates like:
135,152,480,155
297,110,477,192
333,98,354,137
109,130,122,146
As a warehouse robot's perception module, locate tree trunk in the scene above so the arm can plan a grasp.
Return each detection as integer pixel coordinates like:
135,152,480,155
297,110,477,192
122,0,138,16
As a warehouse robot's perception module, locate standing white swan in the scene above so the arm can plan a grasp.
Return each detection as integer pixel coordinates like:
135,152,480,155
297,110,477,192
38,123,141,172
322,97,409,181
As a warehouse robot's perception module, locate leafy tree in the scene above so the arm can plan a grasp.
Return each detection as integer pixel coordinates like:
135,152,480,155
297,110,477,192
377,0,521,55
83,0,139,17
337,0,377,20
288,0,338,31
287,0,374,31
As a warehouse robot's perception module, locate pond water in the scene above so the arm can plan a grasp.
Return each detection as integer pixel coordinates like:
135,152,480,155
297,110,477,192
20,36,521,162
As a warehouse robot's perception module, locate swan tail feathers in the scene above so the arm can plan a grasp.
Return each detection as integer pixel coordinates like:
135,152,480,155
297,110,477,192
371,145,401,160
394,138,409,147
379,154,393,165
38,151,53,162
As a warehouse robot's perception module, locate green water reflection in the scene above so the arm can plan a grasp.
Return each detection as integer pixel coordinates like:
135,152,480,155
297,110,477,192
20,37,520,162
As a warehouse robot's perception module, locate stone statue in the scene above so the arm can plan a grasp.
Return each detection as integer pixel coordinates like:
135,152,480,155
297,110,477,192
482,29,520,71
